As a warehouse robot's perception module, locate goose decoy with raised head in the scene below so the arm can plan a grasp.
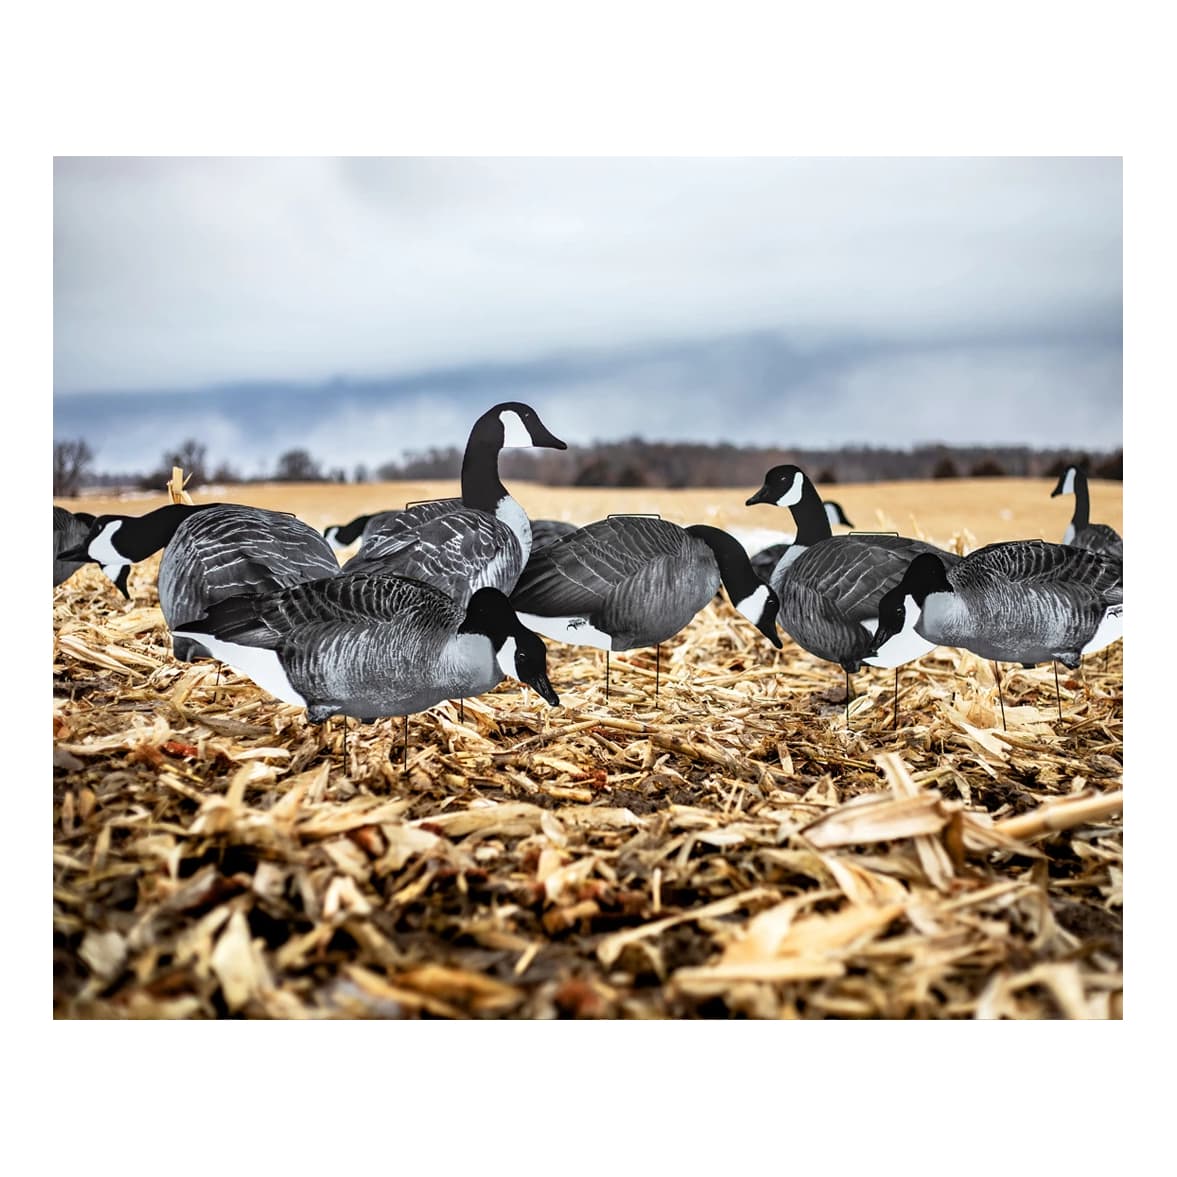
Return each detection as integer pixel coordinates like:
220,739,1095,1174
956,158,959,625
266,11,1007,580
171,577,559,722
343,403,566,604
58,503,342,660
749,499,855,584
54,506,97,587
1050,466,1123,558
746,464,961,673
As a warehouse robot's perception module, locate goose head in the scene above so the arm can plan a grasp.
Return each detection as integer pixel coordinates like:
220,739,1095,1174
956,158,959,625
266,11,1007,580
870,553,952,655
57,514,140,598
459,587,560,705
746,464,809,509
478,402,568,451
1050,466,1081,498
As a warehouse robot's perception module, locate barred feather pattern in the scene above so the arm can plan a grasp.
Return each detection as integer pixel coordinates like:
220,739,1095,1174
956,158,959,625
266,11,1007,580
923,540,1123,666
771,535,961,669
345,509,525,606
510,516,722,649
157,506,341,636
177,573,497,720
53,506,95,586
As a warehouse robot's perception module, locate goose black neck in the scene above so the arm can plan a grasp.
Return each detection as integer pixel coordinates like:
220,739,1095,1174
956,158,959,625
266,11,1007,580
461,411,509,513
1071,471,1090,529
119,503,209,561
790,477,833,545
335,514,373,545
686,525,762,603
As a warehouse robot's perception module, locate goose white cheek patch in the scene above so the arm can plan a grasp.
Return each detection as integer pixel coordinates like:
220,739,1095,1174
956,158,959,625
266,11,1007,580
500,410,533,448
1061,468,1077,495
779,471,805,507
495,637,518,679
90,520,125,566
865,597,936,667
736,585,771,626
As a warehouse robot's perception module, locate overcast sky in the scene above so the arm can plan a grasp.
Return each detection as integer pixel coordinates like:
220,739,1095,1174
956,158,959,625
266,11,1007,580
53,157,1123,464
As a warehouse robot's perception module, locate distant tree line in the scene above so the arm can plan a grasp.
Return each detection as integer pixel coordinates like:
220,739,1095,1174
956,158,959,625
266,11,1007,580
53,435,1124,496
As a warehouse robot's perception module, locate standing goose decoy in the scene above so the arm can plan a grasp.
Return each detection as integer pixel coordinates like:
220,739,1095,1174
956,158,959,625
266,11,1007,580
749,500,856,584
54,506,97,587
510,517,781,698
57,503,342,661
343,403,566,605
870,541,1123,724
1050,465,1123,558
747,464,961,723
171,578,559,730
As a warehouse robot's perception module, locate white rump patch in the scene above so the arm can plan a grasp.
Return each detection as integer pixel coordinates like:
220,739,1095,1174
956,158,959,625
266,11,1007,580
495,636,518,679
500,409,532,449
1061,467,1077,495
516,612,614,651
173,631,305,707
1082,603,1123,655
736,584,771,626
90,520,125,566
863,597,934,668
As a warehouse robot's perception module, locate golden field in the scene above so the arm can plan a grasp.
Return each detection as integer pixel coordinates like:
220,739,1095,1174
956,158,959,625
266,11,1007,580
56,475,1123,551
52,477,1123,1020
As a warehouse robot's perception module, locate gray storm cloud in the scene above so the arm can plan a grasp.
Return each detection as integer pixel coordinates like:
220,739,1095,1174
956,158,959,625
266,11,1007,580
54,157,1121,388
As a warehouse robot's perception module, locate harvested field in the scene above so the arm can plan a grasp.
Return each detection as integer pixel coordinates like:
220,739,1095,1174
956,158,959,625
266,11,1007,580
52,479,1123,1019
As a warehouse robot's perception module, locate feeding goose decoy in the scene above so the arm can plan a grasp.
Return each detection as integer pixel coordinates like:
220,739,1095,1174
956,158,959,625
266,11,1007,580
171,577,559,734
870,541,1123,724
58,503,342,660
1050,465,1123,558
54,505,97,587
342,403,566,604
510,517,781,698
749,499,855,584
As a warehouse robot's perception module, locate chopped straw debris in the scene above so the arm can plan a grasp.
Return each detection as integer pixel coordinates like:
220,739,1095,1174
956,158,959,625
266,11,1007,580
53,515,1123,1020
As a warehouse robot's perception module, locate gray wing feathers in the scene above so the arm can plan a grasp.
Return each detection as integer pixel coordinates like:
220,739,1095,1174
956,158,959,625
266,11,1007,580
158,506,341,628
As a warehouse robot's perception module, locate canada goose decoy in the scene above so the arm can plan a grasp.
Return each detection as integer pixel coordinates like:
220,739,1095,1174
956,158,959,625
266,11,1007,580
747,464,961,724
1050,465,1123,558
58,503,342,661
54,506,97,587
749,500,855,584
324,498,463,555
343,403,566,605
171,578,559,765
870,541,1123,725
528,518,578,553
510,517,781,700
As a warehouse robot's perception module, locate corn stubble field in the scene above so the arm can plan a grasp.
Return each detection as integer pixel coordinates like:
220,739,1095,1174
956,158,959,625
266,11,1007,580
52,478,1123,1019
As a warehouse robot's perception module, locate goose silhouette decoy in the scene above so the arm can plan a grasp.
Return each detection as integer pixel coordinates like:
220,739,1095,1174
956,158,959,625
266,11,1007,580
343,403,566,604
746,464,961,674
54,506,97,587
1050,466,1123,558
510,517,782,654
171,577,559,722
58,503,342,660
749,500,855,584
870,541,1123,671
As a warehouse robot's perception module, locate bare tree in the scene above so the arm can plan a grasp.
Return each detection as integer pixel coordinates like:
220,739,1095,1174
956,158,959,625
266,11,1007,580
53,438,94,496
273,448,323,482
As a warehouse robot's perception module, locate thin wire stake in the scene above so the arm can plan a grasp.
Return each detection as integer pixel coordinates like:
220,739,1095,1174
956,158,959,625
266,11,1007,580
893,668,899,731
655,644,661,703
459,699,464,723
605,650,610,702
1054,663,1062,720
403,715,409,773
993,662,1007,731
845,669,852,729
